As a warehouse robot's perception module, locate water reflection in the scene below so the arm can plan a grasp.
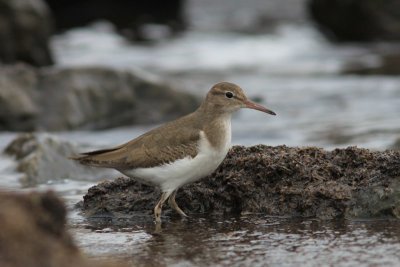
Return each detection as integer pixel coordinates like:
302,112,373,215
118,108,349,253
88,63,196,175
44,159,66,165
82,215,400,266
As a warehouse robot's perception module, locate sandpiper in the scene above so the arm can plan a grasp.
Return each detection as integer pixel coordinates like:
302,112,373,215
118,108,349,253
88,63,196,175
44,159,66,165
72,82,276,223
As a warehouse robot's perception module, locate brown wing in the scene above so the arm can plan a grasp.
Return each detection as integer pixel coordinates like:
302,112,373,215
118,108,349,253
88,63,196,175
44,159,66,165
71,114,201,169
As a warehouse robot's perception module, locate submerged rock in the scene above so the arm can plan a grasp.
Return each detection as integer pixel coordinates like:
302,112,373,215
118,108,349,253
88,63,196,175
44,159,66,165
82,145,400,220
0,191,124,267
4,133,113,186
0,64,199,131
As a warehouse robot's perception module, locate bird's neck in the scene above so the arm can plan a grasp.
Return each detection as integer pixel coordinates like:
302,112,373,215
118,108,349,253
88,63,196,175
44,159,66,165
195,104,232,149
197,99,232,116
196,101,232,125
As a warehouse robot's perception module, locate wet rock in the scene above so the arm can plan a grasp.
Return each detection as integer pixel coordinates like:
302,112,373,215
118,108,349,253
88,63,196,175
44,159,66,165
82,145,400,220
0,191,125,267
44,0,185,41
0,0,53,66
308,0,400,42
0,64,200,131
4,133,113,186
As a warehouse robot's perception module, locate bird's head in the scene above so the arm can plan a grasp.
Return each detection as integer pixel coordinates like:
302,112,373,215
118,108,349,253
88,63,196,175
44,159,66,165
202,82,276,115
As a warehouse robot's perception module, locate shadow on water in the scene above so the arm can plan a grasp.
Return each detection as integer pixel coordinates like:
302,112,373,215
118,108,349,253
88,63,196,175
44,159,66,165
81,214,400,266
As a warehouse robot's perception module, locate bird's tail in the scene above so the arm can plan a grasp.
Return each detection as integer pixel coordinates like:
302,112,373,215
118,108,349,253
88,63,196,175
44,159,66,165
69,146,124,168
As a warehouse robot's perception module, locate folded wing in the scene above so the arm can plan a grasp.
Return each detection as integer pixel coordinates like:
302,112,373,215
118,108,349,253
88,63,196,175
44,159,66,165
71,119,201,170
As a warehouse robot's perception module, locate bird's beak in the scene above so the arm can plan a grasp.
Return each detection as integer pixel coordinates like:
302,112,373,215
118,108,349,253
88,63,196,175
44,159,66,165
243,99,276,115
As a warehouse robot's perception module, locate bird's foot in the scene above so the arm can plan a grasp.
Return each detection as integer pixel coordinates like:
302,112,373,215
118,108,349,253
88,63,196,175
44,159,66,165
154,191,171,223
168,191,189,218
174,205,189,218
154,207,162,223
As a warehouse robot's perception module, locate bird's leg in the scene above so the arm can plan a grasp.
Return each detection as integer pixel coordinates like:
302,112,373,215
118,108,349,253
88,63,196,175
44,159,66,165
154,191,171,223
168,190,188,217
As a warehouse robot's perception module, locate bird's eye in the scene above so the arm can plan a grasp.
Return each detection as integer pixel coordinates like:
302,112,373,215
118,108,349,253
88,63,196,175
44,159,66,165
225,91,234,98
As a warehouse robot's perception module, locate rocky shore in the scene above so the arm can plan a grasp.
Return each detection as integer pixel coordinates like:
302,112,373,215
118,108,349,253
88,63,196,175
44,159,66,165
82,145,400,220
0,191,126,267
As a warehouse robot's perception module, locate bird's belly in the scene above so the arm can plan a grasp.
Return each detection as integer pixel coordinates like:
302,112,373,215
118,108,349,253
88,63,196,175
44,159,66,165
121,128,231,192
122,146,228,192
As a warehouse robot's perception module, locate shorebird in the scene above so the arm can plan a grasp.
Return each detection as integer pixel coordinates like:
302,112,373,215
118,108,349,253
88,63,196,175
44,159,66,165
72,82,276,223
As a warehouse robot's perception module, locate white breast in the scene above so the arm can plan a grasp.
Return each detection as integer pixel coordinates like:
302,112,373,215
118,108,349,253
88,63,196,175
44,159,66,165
123,120,231,193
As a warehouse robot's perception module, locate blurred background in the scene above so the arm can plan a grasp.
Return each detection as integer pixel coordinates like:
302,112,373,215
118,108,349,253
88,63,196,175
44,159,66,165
1,0,400,150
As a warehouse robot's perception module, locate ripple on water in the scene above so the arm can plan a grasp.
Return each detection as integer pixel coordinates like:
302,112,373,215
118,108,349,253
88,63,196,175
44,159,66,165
72,215,400,267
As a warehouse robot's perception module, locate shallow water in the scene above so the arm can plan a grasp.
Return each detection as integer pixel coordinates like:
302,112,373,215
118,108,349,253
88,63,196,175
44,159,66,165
1,0,400,265
72,215,400,267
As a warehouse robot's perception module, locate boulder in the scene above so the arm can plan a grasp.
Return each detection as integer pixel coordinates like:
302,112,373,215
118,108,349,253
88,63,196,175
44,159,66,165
43,0,185,41
308,0,400,42
4,133,113,186
0,0,53,66
0,190,125,267
37,67,199,130
0,64,200,131
82,145,400,220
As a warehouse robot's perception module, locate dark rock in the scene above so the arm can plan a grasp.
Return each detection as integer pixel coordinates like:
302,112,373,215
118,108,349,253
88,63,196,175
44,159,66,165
44,0,185,41
308,0,400,42
0,191,125,267
82,145,400,220
0,0,53,66
0,64,200,131
4,133,113,186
